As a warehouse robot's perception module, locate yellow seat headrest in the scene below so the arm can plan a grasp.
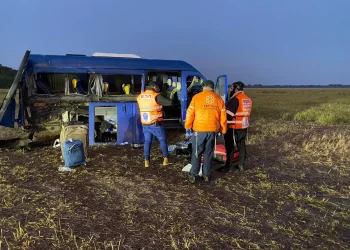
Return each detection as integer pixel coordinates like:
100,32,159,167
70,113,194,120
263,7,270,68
72,79,77,88
104,82,109,93
122,84,130,95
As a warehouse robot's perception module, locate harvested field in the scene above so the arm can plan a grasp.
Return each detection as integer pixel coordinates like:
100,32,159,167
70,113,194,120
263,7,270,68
0,89,349,249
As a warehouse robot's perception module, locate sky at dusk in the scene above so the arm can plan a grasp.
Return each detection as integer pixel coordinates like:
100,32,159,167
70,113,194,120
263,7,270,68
0,0,349,85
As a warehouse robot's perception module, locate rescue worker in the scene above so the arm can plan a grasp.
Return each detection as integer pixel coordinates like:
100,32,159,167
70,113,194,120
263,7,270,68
218,81,252,172
137,81,172,168
185,80,227,183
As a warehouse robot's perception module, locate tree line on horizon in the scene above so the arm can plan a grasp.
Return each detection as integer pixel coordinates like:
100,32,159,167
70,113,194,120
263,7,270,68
0,64,349,89
0,64,17,89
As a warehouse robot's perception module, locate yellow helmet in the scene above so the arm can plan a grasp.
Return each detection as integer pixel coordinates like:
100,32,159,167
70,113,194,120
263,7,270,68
122,84,130,95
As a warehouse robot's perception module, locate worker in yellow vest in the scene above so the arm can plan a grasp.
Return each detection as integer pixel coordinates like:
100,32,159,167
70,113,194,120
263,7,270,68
218,81,252,172
137,81,171,168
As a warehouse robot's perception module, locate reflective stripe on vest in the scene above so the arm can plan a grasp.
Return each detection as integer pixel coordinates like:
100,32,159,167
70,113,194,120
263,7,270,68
235,111,251,116
227,120,243,124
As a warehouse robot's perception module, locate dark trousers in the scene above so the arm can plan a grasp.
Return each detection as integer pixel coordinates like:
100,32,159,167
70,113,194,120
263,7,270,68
224,128,247,167
189,132,216,178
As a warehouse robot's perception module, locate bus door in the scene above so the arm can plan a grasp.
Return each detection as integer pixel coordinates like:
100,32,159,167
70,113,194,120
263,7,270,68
214,75,228,104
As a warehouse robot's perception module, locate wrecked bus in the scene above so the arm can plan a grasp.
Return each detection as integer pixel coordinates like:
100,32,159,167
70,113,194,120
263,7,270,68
0,50,228,146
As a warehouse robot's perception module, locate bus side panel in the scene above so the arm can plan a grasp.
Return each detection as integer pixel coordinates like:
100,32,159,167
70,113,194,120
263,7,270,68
133,103,144,144
116,102,144,145
89,102,143,146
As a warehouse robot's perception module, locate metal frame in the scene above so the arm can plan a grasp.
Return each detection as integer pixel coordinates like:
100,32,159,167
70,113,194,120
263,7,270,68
215,74,228,103
0,50,30,126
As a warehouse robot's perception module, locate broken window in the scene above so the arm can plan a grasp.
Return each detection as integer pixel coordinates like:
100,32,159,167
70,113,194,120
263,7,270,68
33,73,90,95
101,74,142,95
186,75,203,106
94,106,117,143
146,72,182,121
147,72,181,99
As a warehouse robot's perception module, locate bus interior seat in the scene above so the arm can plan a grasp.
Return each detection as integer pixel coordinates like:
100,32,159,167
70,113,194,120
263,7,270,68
103,82,110,95
161,79,172,96
176,82,182,102
72,79,86,95
36,78,52,94
165,82,177,99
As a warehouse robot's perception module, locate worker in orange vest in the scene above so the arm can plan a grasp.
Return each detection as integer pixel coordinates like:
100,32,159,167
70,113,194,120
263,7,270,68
185,80,227,183
218,81,252,172
137,81,172,168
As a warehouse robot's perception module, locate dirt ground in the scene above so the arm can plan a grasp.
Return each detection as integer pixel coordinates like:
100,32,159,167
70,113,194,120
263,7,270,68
0,121,349,249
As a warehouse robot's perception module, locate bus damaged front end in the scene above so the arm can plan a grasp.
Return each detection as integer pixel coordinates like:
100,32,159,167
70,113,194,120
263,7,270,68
1,51,145,146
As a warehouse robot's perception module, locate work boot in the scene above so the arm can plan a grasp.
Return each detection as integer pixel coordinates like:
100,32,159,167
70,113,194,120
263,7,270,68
203,176,210,182
163,157,169,166
238,164,244,171
188,175,196,184
145,159,150,168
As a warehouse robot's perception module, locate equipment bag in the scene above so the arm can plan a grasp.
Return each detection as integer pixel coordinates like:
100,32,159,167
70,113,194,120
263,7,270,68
60,124,88,160
201,144,239,163
62,139,86,168
213,144,239,163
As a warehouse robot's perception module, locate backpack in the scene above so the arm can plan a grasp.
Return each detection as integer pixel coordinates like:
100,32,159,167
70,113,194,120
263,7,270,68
60,124,88,160
62,139,86,168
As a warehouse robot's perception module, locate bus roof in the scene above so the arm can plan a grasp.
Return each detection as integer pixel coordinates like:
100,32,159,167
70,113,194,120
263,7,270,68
26,54,199,74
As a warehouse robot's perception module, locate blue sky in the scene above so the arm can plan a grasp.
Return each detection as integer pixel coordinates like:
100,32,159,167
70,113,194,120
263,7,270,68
0,0,349,85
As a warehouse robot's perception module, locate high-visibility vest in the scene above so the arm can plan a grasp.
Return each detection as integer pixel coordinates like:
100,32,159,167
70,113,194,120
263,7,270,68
227,91,252,129
137,90,163,125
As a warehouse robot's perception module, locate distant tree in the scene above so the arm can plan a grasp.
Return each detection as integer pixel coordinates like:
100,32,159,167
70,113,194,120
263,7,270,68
0,64,17,89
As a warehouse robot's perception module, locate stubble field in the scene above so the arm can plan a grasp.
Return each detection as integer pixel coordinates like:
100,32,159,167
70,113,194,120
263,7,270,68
0,88,349,249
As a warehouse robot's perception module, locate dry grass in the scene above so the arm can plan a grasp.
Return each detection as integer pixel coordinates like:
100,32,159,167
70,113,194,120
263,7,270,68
0,88,10,105
0,88,349,249
294,99,350,125
246,88,350,121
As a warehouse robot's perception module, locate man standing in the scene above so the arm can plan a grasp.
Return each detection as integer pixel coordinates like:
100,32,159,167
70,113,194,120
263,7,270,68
137,81,171,168
219,81,252,172
185,80,227,183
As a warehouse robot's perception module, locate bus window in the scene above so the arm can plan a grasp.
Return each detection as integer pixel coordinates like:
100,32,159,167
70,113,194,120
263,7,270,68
102,74,142,95
186,76,203,106
35,73,89,95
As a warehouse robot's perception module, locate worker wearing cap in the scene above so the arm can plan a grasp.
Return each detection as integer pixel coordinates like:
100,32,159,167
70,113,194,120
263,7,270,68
137,81,172,168
185,80,227,183
218,81,252,172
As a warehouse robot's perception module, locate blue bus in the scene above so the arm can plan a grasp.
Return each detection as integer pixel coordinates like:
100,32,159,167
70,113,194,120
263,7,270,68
0,51,228,146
